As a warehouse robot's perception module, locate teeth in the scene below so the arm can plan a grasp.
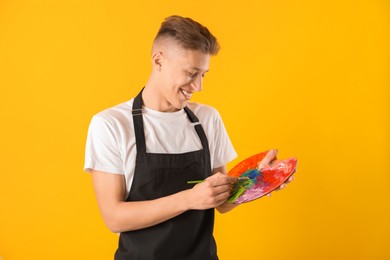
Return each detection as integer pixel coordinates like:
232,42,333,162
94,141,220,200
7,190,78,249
181,89,192,99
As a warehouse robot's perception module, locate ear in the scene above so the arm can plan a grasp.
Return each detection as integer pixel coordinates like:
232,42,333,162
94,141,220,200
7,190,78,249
152,51,163,71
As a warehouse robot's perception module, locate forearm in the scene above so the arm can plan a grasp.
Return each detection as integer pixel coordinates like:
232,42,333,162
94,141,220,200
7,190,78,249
105,190,191,233
92,170,235,233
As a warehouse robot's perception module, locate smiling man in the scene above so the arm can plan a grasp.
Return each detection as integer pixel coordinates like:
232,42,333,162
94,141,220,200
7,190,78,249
142,32,212,112
84,15,277,260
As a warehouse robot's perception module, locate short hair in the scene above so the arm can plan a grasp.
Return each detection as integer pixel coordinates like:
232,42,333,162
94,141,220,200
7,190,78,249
154,15,220,55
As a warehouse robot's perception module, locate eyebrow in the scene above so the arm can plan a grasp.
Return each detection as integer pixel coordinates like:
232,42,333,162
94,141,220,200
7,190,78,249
192,67,209,73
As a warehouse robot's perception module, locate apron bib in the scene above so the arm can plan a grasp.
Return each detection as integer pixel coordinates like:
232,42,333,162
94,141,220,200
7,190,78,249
114,89,218,260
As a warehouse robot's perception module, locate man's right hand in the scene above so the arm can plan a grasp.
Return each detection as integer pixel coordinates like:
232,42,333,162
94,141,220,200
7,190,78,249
185,172,236,210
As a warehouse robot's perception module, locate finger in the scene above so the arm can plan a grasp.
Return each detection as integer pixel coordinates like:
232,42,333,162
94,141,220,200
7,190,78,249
215,198,230,207
266,192,272,197
209,190,232,207
211,184,233,195
226,176,238,184
279,183,286,190
208,174,237,186
287,175,295,182
215,190,231,201
258,149,278,170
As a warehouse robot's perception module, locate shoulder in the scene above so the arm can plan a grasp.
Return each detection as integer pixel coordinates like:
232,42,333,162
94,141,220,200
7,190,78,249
187,102,221,122
92,99,134,127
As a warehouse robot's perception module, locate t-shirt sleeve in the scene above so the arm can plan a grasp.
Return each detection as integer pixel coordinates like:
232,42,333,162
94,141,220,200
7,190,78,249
212,111,237,169
84,115,124,174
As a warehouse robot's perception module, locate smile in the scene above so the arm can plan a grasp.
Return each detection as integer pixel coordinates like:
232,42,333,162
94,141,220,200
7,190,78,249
180,89,192,99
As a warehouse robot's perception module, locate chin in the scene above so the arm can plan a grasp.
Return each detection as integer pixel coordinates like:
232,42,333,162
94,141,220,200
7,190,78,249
166,101,185,112
176,103,187,110
174,99,188,110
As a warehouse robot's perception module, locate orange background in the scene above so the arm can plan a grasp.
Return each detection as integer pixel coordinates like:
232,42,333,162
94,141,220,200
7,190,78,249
0,1,389,259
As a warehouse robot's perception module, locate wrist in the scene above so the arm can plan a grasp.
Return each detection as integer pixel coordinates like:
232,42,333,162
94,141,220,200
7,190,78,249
174,189,192,212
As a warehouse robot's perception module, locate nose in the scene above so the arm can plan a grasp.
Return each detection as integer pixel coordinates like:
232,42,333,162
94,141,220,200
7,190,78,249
190,74,203,92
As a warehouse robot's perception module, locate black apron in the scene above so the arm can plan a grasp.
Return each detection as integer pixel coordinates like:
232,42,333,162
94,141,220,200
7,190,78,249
114,90,218,260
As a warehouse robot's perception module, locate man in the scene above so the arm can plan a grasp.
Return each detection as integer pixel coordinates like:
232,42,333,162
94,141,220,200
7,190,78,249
84,15,281,259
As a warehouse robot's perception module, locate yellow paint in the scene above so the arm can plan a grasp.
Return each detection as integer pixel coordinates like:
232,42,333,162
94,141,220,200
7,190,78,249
0,0,389,259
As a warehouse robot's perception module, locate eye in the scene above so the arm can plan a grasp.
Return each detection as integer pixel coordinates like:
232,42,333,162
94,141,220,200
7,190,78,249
187,72,198,78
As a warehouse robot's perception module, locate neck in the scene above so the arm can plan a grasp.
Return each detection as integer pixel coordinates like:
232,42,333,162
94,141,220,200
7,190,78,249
142,78,179,112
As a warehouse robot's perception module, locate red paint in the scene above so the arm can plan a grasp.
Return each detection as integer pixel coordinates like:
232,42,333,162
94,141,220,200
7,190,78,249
228,151,270,177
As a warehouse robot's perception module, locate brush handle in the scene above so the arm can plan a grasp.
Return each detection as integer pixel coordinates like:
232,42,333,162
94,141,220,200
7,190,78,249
187,180,204,184
187,177,249,184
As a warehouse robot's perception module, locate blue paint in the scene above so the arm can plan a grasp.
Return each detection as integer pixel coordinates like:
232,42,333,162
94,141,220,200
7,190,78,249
241,168,261,181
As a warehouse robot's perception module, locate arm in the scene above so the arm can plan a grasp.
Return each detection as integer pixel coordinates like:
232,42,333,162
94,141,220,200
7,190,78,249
92,169,235,233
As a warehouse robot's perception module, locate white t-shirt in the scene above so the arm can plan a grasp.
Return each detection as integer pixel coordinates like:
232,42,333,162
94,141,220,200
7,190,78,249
84,99,237,197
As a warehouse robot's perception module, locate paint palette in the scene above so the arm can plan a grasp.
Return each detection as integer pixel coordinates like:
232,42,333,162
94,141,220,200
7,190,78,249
227,151,297,204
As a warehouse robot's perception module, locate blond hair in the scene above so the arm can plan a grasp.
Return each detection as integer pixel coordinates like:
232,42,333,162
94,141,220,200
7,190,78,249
154,15,220,55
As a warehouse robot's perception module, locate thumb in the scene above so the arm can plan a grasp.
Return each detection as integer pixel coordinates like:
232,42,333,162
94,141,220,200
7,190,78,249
258,149,278,170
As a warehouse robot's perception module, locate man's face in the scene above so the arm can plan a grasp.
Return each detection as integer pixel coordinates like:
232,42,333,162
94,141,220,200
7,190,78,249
158,46,210,112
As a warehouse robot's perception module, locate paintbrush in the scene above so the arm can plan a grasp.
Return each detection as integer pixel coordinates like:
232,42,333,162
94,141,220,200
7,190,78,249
187,177,250,184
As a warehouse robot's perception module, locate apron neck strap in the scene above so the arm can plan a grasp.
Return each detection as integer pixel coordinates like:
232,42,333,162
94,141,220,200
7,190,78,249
132,88,147,154
183,107,210,153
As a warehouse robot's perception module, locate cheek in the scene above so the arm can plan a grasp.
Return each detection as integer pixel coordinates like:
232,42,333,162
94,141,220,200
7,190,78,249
177,77,193,87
